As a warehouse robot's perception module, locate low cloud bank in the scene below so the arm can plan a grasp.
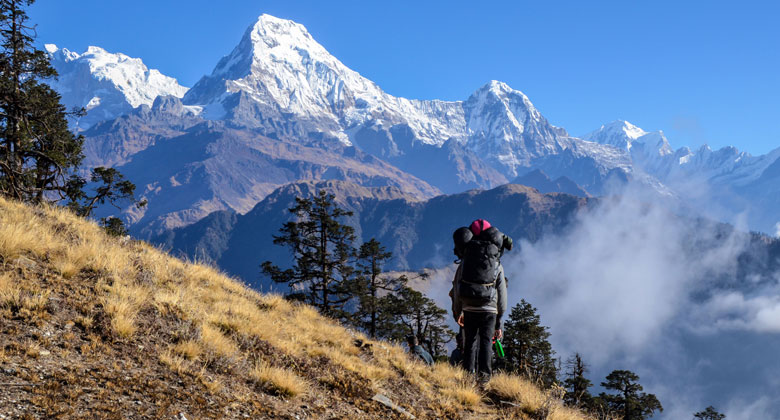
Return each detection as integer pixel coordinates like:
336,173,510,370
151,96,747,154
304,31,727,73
496,188,780,418
503,192,747,362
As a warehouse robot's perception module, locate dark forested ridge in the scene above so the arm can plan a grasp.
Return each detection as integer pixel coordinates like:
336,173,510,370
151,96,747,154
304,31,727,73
153,180,590,287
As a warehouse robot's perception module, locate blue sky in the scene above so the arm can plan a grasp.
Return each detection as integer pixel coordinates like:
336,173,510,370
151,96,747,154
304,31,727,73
30,0,780,155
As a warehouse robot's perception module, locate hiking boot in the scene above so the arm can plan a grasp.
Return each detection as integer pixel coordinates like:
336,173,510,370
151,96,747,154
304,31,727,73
477,372,491,388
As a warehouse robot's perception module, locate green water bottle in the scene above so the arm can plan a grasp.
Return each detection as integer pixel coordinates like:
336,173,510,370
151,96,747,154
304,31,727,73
493,339,505,358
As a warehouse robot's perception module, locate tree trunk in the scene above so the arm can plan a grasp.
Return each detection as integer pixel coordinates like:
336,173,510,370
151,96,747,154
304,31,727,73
369,256,377,338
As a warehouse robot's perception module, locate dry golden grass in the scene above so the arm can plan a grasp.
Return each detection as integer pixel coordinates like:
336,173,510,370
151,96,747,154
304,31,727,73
250,361,307,398
23,340,41,358
0,271,50,317
173,340,202,361
0,197,594,420
159,350,190,375
74,315,93,330
201,323,237,358
486,373,590,420
0,272,22,309
0,203,55,259
441,383,481,406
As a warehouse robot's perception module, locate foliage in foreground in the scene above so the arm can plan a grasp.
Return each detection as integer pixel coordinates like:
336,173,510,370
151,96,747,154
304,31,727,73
0,197,594,419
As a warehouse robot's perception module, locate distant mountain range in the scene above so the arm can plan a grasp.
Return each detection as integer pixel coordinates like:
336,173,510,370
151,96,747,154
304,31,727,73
45,14,780,236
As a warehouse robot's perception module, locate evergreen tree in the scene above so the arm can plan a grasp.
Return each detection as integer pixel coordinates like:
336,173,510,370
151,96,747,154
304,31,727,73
693,406,725,420
562,352,594,409
0,0,143,232
67,167,144,217
261,190,356,320
380,285,454,358
598,370,663,420
351,238,405,338
502,299,558,387
0,0,82,201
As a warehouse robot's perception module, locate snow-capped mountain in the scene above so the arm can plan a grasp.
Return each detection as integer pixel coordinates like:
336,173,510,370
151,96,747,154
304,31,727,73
182,14,632,184
586,120,780,231
585,120,780,187
46,44,190,130
183,14,465,147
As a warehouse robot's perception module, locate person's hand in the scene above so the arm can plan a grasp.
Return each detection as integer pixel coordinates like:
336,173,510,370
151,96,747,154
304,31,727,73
457,313,464,327
494,329,503,340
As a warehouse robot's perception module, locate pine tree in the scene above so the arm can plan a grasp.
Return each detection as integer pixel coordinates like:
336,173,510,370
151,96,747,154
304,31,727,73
0,0,143,232
261,190,356,320
0,0,82,201
351,238,405,338
502,299,558,387
693,406,725,420
379,285,454,358
598,370,663,420
67,167,144,217
562,352,594,409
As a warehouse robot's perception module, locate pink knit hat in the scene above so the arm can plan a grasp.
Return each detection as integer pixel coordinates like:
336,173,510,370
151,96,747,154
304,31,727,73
469,219,491,236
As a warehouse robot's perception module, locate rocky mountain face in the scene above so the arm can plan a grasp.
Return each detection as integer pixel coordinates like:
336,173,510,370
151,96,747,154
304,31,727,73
512,169,589,197
87,101,440,237
153,180,590,287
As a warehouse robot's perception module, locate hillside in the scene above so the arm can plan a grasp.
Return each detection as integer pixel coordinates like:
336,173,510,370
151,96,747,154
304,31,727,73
154,180,590,285
0,198,589,419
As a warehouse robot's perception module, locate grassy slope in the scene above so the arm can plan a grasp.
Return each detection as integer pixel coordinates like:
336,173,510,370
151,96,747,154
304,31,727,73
0,198,590,420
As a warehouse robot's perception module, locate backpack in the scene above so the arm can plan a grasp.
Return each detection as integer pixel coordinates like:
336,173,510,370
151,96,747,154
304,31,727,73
452,226,473,261
458,226,503,305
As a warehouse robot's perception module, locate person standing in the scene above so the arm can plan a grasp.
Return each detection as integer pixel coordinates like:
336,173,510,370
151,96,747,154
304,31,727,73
451,219,510,383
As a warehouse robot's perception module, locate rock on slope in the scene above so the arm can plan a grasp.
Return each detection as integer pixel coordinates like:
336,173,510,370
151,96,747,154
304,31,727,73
0,197,587,419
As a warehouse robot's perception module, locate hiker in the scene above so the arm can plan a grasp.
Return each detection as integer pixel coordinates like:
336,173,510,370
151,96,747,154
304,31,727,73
451,219,511,382
449,328,465,367
407,335,434,366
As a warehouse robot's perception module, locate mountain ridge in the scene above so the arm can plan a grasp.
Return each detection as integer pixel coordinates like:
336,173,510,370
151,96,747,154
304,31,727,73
44,14,780,234
154,179,591,285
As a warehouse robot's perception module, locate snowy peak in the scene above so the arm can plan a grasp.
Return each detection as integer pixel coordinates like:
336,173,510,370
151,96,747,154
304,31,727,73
186,13,372,104
209,14,327,79
584,120,646,148
584,120,672,157
462,80,572,175
46,44,188,129
469,80,543,122
184,14,468,146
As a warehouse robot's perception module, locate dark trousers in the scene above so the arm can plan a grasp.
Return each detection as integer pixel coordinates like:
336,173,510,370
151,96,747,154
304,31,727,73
463,311,496,377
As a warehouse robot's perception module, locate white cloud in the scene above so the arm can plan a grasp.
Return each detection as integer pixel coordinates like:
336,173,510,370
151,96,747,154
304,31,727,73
724,396,775,420
689,288,780,333
502,188,748,365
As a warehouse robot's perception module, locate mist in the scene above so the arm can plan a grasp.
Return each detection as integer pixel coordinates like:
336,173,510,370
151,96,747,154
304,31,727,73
493,187,780,419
